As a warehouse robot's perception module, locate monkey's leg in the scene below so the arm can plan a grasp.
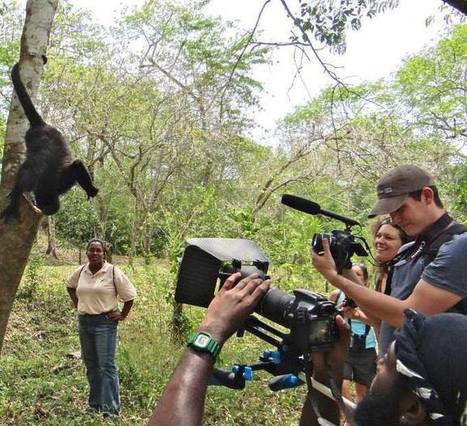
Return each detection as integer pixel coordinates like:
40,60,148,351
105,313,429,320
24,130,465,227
1,162,39,222
60,160,98,198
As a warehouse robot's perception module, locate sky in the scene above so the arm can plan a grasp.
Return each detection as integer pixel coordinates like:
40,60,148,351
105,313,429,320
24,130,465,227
204,0,449,142
19,0,454,144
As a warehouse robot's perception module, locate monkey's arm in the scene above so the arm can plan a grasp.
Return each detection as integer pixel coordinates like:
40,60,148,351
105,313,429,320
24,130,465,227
60,160,98,198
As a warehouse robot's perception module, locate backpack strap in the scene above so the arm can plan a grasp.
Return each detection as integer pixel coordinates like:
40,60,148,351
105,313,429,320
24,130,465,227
363,324,371,337
77,264,86,282
421,223,467,263
113,265,117,295
385,222,466,295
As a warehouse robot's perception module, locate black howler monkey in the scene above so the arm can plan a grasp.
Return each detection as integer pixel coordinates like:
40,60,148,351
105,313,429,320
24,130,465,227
1,62,98,222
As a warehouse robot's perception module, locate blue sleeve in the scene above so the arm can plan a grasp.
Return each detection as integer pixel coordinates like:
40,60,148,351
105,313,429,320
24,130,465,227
422,234,467,297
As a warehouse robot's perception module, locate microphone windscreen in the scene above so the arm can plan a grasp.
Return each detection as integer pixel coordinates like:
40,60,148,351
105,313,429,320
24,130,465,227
281,194,321,215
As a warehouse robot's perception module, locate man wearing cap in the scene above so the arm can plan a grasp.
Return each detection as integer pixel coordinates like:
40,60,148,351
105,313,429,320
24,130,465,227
312,164,467,354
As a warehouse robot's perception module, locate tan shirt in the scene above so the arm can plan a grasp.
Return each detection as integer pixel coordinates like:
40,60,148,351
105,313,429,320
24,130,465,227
67,261,136,315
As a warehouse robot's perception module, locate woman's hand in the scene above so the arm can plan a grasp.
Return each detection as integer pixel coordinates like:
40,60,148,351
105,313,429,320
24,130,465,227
342,306,360,320
311,238,338,283
107,310,126,321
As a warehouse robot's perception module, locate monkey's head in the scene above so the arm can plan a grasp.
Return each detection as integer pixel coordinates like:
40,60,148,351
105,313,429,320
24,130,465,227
36,194,60,215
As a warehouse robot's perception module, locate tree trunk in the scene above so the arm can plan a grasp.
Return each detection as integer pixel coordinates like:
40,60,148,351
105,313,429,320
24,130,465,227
106,243,113,264
0,0,58,354
143,217,152,263
45,216,58,259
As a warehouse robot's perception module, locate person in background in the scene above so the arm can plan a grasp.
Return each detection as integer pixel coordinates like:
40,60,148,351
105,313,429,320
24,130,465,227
365,217,411,341
330,263,376,404
67,238,136,418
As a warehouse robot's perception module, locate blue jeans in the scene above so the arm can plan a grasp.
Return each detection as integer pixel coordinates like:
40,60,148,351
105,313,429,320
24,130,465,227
79,314,120,415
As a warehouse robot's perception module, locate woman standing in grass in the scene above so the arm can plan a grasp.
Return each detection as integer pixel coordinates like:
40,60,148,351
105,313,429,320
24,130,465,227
66,238,136,418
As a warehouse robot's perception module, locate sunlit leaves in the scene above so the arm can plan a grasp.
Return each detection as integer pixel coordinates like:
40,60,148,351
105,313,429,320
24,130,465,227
295,0,399,53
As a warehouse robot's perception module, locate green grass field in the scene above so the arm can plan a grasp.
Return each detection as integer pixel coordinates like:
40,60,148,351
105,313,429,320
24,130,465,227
0,257,314,425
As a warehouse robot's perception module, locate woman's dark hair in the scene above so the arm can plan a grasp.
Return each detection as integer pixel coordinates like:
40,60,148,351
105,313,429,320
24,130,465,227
353,262,369,284
86,238,106,251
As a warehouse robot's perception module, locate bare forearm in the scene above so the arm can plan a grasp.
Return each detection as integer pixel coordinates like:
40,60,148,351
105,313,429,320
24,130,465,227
329,274,406,328
148,349,214,426
299,368,342,425
121,300,134,318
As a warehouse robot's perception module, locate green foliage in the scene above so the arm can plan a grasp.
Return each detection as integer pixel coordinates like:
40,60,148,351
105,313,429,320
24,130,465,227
55,189,100,247
397,24,467,139
439,160,467,222
278,25,466,236
17,252,45,301
295,0,399,53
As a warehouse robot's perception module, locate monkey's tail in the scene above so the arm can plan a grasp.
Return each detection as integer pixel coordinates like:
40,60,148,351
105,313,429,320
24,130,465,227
11,62,45,127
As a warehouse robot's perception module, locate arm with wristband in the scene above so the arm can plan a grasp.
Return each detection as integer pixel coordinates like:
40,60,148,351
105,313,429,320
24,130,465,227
148,273,270,426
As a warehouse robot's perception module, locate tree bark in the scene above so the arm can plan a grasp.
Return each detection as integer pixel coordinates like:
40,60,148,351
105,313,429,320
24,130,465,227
45,216,58,259
0,0,58,354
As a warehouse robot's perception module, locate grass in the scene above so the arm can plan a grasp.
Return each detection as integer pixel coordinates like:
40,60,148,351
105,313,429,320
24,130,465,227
0,253,326,425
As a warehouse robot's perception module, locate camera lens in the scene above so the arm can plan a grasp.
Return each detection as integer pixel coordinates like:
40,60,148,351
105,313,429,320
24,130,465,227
256,288,294,328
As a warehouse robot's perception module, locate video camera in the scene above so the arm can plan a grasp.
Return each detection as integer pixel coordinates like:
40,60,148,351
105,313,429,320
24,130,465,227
173,195,368,392
175,237,339,391
175,238,338,353
281,194,369,273
281,194,370,311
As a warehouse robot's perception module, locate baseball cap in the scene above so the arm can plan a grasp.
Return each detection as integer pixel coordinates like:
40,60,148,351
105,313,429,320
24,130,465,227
368,165,435,218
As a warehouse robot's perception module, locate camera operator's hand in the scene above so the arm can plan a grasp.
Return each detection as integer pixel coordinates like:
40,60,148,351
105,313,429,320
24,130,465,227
150,273,270,426
311,238,338,283
198,272,271,346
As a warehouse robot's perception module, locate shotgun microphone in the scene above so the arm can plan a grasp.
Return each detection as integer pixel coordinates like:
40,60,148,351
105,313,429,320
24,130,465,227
281,194,360,228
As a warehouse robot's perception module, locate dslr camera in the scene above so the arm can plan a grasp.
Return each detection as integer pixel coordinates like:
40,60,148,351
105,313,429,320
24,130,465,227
282,194,370,311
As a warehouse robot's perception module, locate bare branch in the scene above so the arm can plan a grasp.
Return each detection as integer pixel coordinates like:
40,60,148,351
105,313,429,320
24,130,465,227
218,0,272,120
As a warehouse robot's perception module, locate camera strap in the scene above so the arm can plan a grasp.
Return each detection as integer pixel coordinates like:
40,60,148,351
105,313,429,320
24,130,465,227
303,351,357,426
303,354,338,426
325,352,358,426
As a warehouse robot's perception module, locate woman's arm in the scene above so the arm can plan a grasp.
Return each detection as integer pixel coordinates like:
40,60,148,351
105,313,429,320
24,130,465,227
108,300,134,321
67,287,78,308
